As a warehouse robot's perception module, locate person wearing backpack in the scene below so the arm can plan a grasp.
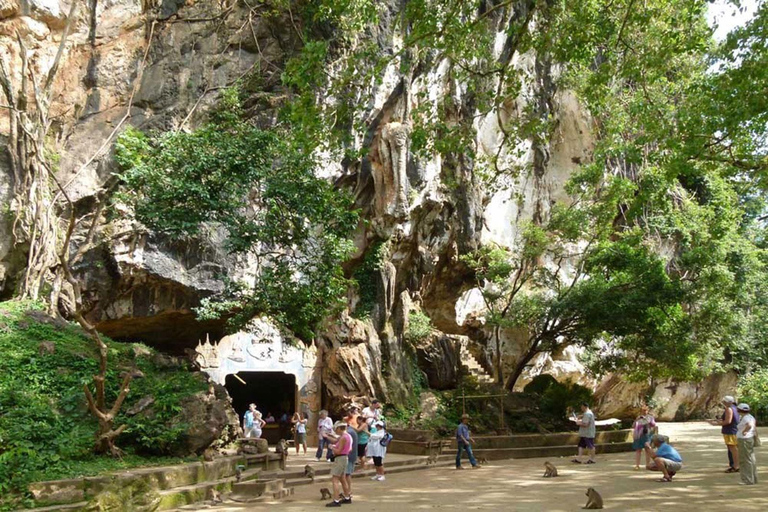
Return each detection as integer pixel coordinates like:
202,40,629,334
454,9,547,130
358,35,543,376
632,404,657,470
456,414,480,469
366,420,389,481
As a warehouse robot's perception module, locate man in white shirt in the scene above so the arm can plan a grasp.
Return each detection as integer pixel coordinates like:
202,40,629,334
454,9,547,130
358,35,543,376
362,399,382,423
571,402,596,464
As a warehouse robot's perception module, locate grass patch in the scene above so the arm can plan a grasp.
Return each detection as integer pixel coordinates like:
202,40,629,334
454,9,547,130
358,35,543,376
0,300,208,510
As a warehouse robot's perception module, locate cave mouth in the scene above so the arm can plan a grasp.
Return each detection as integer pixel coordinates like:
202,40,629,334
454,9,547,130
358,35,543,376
225,371,297,442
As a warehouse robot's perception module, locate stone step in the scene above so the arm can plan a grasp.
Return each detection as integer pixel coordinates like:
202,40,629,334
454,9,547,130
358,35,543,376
284,458,456,488
263,454,443,481
21,502,89,512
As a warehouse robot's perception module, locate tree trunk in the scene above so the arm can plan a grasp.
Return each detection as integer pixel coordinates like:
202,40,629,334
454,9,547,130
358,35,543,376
494,325,503,384
504,338,540,391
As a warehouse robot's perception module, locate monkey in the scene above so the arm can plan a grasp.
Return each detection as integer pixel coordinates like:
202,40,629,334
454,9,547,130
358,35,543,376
235,465,244,482
320,487,333,500
426,453,439,465
203,448,216,462
543,461,558,478
477,456,489,465
276,439,288,455
583,487,603,509
304,464,316,480
208,488,223,503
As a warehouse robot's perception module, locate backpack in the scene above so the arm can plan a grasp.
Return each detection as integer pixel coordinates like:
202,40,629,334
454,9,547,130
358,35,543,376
379,432,394,447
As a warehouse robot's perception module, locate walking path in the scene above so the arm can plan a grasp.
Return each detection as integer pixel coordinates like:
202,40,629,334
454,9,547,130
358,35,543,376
202,422,767,511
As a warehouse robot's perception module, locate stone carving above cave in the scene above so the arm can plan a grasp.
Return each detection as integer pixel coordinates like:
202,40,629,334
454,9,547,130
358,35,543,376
199,316,314,388
194,335,220,368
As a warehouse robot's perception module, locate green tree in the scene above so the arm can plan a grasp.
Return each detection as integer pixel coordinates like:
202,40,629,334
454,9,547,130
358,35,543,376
115,88,359,340
277,0,768,383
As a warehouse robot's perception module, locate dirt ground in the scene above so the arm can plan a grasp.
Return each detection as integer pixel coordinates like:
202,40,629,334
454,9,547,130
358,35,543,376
211,421,767,511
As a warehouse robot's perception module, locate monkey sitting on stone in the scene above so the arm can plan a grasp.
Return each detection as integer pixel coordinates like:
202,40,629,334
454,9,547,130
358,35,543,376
543,461,558,477
583,487,603,509
208,488,223,504
276,439,288,455
203,448,217,462
320,488,333,500
304,464,315,480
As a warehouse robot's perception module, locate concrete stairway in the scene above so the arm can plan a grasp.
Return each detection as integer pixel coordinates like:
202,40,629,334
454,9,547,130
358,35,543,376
459,341,495,384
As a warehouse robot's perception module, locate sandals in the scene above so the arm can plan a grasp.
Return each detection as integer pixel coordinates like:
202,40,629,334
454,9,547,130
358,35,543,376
725,467,740,473
585,460,596,464
658,477,673,482
571,459,582,464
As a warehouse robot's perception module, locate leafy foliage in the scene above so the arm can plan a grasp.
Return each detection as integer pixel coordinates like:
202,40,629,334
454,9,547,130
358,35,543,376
115,88,359,340
738,369,768,422
524,375,594,420
276,0,768,384
0,301,204,508
405,310,433,345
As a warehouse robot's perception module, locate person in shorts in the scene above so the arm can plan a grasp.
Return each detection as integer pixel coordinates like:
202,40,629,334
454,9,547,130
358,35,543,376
572,402,596,464
644,434,682,482
355,415,370,469
325,421,352,507
709,395,740,472
366,420,388,481
343,407,359,502
292,411,307,455
632,404,657,469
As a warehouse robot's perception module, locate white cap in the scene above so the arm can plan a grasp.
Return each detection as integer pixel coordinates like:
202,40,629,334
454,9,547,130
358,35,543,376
737,403,750,412
722,395,735,404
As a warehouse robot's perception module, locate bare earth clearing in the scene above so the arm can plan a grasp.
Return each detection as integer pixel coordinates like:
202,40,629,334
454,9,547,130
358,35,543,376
207,422,767,511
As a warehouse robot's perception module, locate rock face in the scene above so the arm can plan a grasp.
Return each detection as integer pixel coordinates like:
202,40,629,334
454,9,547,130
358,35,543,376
0,0,721,423
594,372,739,421
415,332,464,390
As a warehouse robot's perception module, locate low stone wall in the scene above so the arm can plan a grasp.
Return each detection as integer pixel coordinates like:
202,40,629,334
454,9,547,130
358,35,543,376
388,429,633,456
28,453,286,509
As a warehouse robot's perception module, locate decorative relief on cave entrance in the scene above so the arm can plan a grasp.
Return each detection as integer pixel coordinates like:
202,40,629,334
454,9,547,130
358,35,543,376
199,317,313,391
247,343,274,361
227,338,246,363
194,335,220,369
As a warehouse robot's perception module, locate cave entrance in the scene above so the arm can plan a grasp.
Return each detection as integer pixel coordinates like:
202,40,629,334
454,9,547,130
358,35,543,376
225,371,297,443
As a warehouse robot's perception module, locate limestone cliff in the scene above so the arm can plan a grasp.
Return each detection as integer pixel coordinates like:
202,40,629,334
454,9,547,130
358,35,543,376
0,0,733,420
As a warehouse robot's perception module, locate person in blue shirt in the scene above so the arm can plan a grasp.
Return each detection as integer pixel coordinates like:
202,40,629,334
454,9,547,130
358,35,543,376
456,414,481,469
644,434,682,482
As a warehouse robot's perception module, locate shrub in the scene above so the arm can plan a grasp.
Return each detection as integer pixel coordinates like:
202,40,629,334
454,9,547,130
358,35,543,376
405,310,433,344
522,373,594,420
739,369,768,421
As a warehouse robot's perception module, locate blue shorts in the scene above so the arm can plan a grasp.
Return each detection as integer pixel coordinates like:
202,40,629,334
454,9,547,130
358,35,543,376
632,434,652,450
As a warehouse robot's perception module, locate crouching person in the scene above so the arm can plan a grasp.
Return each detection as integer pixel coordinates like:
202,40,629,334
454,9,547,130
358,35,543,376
644,434,683,482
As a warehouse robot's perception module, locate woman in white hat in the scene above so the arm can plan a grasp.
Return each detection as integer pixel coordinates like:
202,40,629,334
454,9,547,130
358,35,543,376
736,403,758,485
366,420,388,481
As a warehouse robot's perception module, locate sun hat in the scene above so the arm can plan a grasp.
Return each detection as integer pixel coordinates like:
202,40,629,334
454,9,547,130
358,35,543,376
722,395,735,404
737,403,750,412
333,421,348,429
373,420,385,427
